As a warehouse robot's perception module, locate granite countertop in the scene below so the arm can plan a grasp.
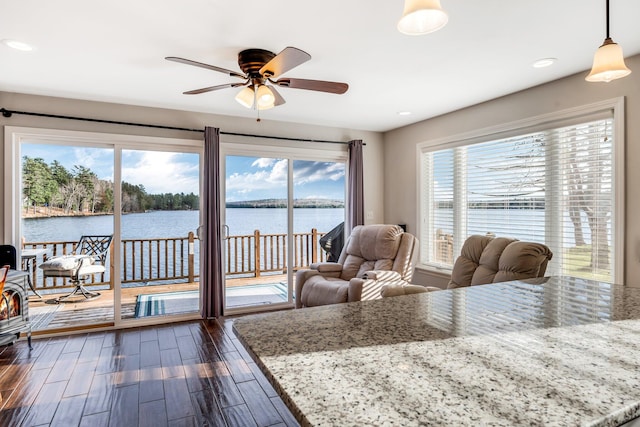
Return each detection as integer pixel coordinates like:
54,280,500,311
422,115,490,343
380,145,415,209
233,276,640,426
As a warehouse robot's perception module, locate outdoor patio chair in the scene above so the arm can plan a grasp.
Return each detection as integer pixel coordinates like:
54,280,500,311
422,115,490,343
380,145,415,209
39,235,113,303
295,224,418,308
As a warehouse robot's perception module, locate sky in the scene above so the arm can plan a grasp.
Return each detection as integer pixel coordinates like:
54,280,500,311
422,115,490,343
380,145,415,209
225,156,345,202
21,144,345,200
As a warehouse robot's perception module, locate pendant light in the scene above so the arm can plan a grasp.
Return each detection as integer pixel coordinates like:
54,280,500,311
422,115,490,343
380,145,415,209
235,86,255,109
234,84,276,110
586,0,631,83
398,0,448,35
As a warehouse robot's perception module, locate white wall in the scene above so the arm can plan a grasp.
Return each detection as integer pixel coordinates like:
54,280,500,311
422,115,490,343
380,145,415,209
384,53,640,286
0,91,385,243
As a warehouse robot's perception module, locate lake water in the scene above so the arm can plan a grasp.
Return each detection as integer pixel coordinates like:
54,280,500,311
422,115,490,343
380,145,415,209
22,208,346,242
21,208,346,288
22,207,606,249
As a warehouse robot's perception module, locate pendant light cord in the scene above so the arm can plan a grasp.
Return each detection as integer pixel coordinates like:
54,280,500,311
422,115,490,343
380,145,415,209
606,0,610,38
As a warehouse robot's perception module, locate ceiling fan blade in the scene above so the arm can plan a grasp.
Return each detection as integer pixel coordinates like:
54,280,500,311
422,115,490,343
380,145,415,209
269,86,286,106
166,56,245,79
259,47,311,78
274,78,349,94
183,82,246,95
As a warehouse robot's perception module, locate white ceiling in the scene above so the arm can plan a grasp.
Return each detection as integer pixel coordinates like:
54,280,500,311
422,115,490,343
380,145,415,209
1,0,638,132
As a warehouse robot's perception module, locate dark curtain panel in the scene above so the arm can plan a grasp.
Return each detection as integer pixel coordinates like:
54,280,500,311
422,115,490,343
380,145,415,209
200,127,224,318
347,139,364,235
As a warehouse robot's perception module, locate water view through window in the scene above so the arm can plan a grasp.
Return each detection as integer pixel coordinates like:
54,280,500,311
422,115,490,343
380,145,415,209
224,154,345,311
20,143,201,329
19,143,345,327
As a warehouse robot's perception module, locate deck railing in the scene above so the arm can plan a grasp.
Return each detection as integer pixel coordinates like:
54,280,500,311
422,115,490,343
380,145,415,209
225,229,327,277
23,228,328,293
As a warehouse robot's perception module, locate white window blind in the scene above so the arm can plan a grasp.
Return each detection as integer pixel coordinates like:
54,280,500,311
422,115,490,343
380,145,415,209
420,115,616,282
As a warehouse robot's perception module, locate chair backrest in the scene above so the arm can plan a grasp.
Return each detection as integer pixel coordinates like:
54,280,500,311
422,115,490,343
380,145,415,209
337,224,418,281
448,235,553,289
0,245,17,270
75,235,113,265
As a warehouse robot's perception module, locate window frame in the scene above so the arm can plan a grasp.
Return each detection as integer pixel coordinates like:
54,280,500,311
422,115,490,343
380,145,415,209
219,140,348,315
415,97,625,282
3,126,204,327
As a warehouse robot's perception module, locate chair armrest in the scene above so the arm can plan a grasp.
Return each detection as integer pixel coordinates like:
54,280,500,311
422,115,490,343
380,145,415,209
361,270,402,281
310,262,343,274
380,284,441,298
294,269,322,308
348,271,407,302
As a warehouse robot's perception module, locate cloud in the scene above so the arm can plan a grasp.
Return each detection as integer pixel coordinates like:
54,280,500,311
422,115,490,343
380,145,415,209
121,151,200,194
294,161,345,184
252,158,276,168
226,158,345,201
226,158,288,196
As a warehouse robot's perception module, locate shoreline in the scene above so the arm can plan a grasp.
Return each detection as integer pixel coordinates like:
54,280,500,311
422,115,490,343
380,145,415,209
22,208,114,219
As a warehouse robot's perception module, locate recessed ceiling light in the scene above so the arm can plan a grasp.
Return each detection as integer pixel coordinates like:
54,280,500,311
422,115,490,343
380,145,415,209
532,58,557,68
2,39,34,51
397,111,412,116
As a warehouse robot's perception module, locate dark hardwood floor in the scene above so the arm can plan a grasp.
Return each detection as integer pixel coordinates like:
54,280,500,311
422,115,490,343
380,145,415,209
0,319,299,427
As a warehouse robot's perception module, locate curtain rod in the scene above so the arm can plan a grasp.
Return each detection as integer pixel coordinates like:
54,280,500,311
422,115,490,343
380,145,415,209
0,107,354,145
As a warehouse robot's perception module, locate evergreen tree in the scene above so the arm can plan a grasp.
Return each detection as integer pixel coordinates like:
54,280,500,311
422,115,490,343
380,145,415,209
22,156,198,215
22,156,57,211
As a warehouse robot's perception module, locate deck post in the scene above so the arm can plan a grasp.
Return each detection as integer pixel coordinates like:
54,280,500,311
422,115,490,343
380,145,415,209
109,244,115,290
188,232,195,283
254,230,261,278
311,228,318,264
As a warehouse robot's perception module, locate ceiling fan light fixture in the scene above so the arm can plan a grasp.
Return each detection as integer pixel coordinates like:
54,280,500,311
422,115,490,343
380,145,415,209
398,0,448,35
256,84,275,110
586,0,631,83
235,86,255,108
169,46,348,112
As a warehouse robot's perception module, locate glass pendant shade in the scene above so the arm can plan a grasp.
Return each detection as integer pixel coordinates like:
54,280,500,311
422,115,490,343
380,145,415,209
398,0,448,35
235,86,255,108
586,38,631,82
235,85,275,110
256,85,275,110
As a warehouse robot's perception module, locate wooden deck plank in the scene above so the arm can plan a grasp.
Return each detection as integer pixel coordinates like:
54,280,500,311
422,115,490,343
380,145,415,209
27,274,289,333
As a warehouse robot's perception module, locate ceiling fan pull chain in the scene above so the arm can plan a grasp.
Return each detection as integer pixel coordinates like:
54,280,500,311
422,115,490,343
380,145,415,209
254,84,262,122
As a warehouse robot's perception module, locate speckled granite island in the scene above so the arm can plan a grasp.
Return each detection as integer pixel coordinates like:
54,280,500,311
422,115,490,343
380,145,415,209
233,276,640,426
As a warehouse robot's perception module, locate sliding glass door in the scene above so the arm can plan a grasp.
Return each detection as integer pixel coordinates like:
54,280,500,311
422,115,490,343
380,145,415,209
6,127,203,332
222,144,346,314
121,149,201,320
223,155,289,311
20,143,115,330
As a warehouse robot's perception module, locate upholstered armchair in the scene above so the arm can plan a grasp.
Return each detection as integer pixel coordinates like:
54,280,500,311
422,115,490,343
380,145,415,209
381,234,553,297
295,224,418,308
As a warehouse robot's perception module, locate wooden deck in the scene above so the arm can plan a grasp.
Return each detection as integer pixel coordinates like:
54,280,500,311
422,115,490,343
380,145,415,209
27,274,289,333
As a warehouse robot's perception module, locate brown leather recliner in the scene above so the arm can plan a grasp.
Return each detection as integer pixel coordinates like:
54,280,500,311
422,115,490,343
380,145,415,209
381,234,553,297
295,224,418,308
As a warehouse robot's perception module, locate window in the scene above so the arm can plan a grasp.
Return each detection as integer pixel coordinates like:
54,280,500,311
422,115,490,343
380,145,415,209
4,126,203,329
419,100,624,282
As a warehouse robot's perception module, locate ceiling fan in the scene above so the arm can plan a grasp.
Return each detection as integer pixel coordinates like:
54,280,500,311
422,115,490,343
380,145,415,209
166,47,349,111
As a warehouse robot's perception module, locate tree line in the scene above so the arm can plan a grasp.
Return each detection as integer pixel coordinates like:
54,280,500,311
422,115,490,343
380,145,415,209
22,156,198,214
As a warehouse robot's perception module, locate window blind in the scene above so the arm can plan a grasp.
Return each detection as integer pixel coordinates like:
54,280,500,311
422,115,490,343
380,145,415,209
421,115,615,282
